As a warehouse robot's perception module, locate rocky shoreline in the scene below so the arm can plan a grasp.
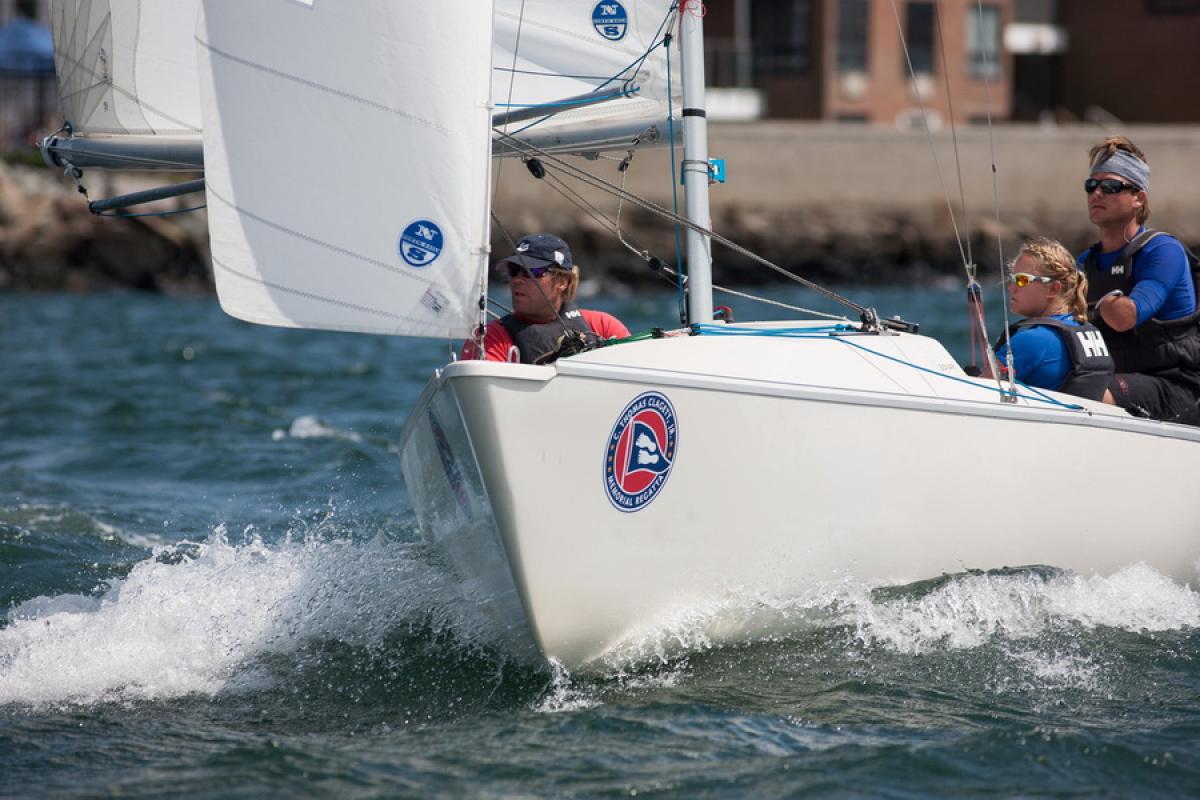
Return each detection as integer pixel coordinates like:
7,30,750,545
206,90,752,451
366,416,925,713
0,161,1044,295
5,123,1198,294
0,162,211,294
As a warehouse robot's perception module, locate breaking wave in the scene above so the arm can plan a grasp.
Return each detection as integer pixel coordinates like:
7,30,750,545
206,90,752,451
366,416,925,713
0,527,511,707
4,526,1196,711
592,564,1200,673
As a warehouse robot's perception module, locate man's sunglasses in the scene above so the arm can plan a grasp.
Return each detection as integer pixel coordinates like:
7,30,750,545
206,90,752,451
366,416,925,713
1008,272,1055,288
504,262,562,279
1085,178,1140,195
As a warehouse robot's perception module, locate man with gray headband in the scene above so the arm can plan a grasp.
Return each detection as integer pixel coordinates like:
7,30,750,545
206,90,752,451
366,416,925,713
1079,136,1200,425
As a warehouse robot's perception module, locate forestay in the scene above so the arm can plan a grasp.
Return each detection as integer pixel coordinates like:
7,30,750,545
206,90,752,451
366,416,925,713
493,0,679,155
196,0,493,338
50,0,202,136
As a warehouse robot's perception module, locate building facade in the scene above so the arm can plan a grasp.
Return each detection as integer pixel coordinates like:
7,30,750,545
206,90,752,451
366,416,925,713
706,0,1200,125
706,0,1013,126
1059,0,1200,123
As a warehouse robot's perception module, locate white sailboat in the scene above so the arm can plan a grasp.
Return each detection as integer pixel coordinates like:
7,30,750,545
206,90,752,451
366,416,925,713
42,1,1200,670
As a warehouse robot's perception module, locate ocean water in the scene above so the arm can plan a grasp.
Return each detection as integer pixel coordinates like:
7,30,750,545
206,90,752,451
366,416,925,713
3,288,1199,798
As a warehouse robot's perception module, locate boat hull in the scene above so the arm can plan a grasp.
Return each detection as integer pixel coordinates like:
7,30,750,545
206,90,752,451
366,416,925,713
400,326,1200,668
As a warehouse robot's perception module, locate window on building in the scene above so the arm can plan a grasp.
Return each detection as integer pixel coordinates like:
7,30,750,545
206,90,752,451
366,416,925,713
967,5,1000,80
1013,0,1059,24
752,0,811,77
837,0,870,74
904,2,936,75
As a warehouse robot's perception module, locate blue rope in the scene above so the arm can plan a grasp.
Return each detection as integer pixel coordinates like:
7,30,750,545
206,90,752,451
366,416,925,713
690,325,1084,409
694,323,855,336
494,88,636,109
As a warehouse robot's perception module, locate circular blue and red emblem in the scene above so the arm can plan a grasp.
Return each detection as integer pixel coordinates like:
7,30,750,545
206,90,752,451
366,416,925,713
604,391,677,512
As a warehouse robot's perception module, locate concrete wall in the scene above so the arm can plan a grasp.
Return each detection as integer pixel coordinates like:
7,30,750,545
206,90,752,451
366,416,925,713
492,122,1200,280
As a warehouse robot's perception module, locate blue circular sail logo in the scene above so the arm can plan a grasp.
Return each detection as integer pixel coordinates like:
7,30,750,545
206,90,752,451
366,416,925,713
399,220,443,267
604,391,677,512
592,1,628,41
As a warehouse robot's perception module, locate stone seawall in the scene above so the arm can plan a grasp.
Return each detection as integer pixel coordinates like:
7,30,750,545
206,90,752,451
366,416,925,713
3,123,1197,292
492,122,1200,286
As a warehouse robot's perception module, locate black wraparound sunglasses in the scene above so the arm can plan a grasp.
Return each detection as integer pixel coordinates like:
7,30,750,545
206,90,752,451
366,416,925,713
1085,178,1140,195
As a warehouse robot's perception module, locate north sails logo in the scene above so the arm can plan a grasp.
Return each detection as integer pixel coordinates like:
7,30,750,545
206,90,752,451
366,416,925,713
592,1,628,41
604,391,677,512
399,219,444,267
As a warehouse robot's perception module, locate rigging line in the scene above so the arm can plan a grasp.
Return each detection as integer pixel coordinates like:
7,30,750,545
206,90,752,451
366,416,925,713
664,8,686,320
484,0,530,356
495,66,614,81
613,151,652,261
657,264,851,321
976,0,1015,387
885,0,970,271
494,89,636,109
933,0,972,268
492,0,527,200
703,329,1082,410
592,5,679,94
540,170,648,263
503,7,677,140
538,164,661,269
492,128,870,317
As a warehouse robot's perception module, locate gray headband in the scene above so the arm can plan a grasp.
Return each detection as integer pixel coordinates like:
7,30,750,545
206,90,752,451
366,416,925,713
1091,149,1151,193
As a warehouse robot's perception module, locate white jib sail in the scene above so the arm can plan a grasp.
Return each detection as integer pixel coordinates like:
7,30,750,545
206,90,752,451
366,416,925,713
50,0,202,136
493,0,679,153
196,0,494,339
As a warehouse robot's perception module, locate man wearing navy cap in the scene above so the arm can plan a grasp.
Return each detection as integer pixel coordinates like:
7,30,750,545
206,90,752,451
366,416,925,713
462,233,630,364
1080,136,1200,424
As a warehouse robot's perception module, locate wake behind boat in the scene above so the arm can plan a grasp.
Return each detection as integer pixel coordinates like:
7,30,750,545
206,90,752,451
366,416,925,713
38,1,1200,669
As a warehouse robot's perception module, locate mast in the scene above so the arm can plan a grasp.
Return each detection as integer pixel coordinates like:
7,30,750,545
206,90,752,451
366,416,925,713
679,3,713,325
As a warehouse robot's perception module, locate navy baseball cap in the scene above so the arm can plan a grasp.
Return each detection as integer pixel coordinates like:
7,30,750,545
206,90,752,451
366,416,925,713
499,233,574,271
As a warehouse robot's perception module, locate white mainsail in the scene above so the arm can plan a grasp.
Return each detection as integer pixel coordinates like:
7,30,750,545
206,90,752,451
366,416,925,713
50,0,202,137
195,0,494,338
492,0,680,154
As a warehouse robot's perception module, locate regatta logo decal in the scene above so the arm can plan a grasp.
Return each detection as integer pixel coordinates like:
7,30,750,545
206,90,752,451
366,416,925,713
592,1,628,41
604,391,677,512
399,220,443,267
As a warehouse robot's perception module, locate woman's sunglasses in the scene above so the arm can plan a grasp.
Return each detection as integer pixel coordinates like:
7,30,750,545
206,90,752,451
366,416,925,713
504,263,561,279
1084,178,1140,195
1008,272,1055,288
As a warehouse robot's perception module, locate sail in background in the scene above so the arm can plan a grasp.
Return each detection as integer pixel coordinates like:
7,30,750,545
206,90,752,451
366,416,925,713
493,0,679,154
196,0,493,339
50,0,201,136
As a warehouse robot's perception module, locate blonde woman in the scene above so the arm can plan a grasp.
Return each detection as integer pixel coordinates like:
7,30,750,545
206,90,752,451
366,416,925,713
990,237,1114,401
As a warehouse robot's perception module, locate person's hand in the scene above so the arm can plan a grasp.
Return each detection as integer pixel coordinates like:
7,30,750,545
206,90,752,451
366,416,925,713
1096,290,1137,332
